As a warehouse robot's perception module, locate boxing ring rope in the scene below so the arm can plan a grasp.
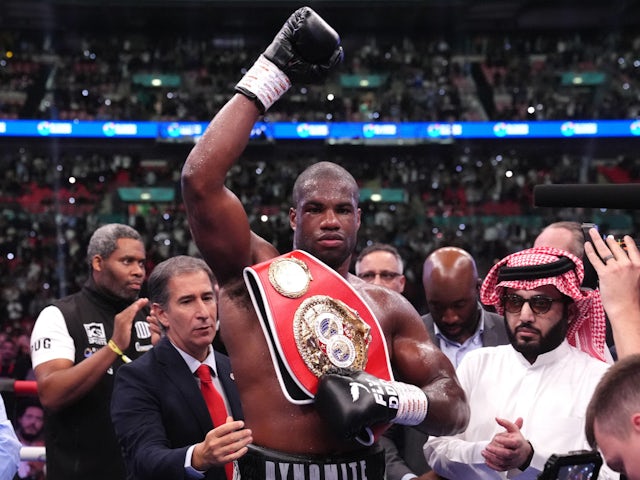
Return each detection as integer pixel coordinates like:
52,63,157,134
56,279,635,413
0,378,47,461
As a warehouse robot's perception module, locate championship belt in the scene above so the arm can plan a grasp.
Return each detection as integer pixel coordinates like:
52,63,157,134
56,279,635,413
243,250,393,405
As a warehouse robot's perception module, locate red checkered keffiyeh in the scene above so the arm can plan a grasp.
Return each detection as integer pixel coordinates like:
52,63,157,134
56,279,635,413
480,246,607,362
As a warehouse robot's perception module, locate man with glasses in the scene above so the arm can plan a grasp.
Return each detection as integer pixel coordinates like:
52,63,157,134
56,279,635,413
355,243,406,294
425,246,616,479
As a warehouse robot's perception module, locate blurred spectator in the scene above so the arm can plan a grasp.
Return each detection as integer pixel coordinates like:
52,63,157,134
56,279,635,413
1,334,33,380
13,399,45,480
534,221,585,258
354,243,406,293
0,334,32,422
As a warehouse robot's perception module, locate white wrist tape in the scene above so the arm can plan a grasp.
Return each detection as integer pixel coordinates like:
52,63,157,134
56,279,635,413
393,381,429,426
235,55,292,112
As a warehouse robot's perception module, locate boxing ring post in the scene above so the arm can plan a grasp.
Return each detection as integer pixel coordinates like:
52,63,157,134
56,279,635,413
0,379,39,396
0,378,46,461
19,446,47,461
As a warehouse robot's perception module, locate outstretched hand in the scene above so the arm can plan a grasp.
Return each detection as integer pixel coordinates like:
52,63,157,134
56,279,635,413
192,416,252,471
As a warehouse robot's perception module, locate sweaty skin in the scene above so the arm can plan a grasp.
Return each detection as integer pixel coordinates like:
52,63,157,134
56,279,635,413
182,94,469,454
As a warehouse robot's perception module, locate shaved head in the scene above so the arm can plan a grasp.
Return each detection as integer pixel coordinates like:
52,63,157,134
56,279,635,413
289,161,361,272
423,247,478,289
423,247,480,344
292,161,359,206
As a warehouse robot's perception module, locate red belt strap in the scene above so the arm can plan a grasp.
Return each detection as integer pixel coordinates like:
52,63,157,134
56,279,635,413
243,250,393,405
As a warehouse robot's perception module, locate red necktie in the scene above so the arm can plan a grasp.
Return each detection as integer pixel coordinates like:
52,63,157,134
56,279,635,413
195,364,233,480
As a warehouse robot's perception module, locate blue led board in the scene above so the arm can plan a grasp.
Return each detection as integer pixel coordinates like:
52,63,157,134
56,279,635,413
1,119,639,140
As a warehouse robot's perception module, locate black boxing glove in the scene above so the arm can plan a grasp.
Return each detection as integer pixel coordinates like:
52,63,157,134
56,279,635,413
235,6,343,112
315,369,429,445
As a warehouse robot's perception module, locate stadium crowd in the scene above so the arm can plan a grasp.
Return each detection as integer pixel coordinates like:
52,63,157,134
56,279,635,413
1,28,640,122
0,142,638,359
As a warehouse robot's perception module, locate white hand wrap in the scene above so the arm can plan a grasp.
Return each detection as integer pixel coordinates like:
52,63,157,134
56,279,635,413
235,55,292,112
393,381,429,426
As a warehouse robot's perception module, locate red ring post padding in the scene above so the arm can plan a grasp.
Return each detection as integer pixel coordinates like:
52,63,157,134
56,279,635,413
0,378,38,396
14,380,38,396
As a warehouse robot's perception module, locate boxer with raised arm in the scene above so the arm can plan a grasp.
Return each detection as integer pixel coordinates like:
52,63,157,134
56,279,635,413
181,7,469,479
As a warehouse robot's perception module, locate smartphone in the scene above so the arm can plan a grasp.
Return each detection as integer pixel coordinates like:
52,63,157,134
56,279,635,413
537,450,603,480
581,222,599,247
580,222,600,290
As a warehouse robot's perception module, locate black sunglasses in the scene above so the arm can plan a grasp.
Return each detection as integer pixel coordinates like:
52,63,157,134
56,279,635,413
501,293,565,315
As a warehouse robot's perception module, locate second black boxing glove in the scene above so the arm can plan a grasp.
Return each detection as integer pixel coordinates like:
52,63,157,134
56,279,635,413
235,6,343,112
315,369,429,444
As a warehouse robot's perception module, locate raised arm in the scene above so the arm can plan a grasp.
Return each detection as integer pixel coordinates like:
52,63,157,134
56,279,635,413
181,7,343,284
585,228,640,358
33,299,148,411
181,96,261,284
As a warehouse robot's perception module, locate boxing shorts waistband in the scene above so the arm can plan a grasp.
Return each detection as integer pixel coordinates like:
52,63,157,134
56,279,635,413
238,444,385,480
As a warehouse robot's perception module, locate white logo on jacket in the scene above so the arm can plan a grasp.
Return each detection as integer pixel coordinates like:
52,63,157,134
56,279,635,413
83,323,107,345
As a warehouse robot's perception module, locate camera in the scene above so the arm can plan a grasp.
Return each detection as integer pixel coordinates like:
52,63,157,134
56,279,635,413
537,450,602,480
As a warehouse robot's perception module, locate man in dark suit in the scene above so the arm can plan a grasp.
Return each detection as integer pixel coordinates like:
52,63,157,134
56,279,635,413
111,256,252,480
383,247,509,480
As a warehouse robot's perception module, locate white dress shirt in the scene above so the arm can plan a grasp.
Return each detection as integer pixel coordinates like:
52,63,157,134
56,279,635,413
170,342,232,479
424,340,616,479
0,394,21,480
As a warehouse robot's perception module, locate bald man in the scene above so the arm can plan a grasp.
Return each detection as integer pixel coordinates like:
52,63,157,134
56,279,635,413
383,247,508,480
533,221,584,258
422,247,508,367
